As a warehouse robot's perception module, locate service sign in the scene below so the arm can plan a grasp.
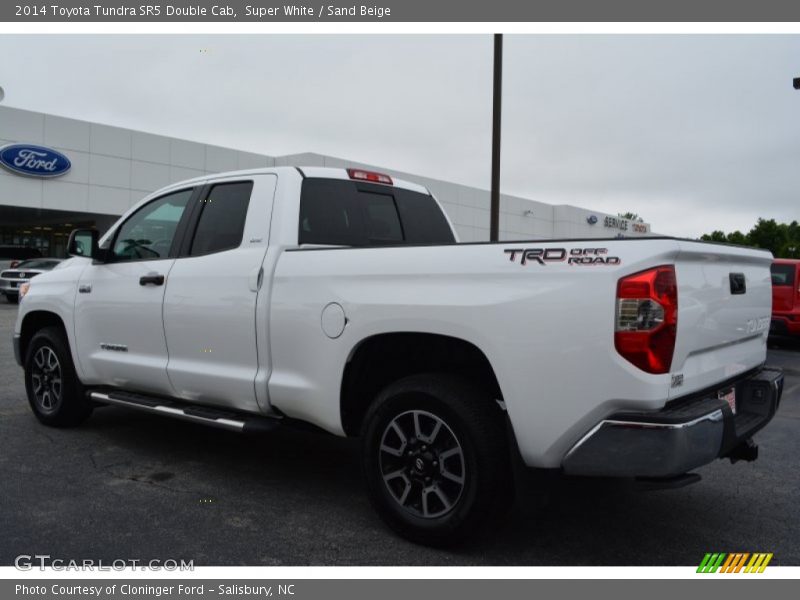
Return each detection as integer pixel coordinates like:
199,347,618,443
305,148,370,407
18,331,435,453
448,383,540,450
0,143,71,178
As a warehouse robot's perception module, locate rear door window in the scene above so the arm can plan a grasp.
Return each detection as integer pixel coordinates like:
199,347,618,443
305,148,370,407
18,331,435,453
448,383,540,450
298,179,454,246
190,181,254,256
771,264,796,286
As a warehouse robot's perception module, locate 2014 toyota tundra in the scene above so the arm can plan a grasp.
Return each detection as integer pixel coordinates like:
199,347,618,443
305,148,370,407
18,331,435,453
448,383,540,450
12,166,783,544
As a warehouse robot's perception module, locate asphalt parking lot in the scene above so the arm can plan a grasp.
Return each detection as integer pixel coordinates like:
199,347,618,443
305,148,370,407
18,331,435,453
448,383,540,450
1,300,799,566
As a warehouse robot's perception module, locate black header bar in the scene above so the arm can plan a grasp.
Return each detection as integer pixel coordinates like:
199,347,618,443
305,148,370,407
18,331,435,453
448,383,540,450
4,0,800,22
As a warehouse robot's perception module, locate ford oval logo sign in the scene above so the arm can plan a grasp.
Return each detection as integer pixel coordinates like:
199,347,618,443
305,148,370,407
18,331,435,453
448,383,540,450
587,215,598,225
0,144,71,178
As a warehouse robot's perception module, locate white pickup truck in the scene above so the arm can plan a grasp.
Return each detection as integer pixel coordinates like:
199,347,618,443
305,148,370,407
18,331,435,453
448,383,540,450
13,166,783,544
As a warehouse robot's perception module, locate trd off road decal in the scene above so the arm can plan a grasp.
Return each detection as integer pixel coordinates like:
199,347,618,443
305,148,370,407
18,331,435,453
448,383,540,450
504,247,621,266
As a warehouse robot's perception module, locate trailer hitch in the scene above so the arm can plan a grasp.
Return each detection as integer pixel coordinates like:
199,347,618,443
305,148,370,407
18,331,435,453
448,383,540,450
727,438,759,463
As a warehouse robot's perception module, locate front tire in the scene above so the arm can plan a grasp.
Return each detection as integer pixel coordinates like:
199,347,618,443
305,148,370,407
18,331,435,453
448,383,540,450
24,326,92,427
361,373,512,546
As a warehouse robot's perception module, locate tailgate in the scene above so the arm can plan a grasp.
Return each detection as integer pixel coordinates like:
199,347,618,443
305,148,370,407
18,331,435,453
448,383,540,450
670,241,773,399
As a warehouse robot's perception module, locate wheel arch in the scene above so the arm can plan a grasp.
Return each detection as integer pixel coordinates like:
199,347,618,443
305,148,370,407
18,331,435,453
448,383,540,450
340,332,504,437
19,310,69,364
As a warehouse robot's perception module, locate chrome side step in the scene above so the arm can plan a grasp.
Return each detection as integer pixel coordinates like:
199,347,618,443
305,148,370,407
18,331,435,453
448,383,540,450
88,390,280,434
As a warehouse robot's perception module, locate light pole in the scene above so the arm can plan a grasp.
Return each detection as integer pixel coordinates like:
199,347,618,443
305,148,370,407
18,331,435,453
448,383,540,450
489,34,503,242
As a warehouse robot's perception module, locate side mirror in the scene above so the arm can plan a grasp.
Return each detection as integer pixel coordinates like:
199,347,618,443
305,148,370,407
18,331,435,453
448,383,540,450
67,229,103,261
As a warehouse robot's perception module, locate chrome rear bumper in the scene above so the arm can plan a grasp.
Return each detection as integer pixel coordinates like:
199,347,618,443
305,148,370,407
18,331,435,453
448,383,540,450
562,367,783,478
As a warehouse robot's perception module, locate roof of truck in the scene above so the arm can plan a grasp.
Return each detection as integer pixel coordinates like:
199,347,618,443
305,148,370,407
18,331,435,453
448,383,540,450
160,166,431,196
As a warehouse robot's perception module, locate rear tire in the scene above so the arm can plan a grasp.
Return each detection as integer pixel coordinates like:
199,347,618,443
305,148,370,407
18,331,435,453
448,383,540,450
24,326,92,427
361,373,512,546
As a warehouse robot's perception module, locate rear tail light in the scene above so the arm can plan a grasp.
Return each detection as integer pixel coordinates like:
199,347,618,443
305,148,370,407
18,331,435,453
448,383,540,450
347,168,393,185
614,265,677,374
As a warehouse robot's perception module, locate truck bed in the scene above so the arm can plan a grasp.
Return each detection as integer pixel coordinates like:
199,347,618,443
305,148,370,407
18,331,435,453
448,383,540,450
268,236,773,468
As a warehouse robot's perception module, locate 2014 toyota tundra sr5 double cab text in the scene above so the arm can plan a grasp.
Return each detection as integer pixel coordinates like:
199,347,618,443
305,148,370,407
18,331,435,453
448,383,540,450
13,166,783,544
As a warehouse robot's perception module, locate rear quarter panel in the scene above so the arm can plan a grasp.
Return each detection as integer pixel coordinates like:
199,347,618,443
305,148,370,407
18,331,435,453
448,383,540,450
268,239,684,467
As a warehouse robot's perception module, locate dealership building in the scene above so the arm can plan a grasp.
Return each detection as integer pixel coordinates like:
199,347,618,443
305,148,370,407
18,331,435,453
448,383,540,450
0,106,652,257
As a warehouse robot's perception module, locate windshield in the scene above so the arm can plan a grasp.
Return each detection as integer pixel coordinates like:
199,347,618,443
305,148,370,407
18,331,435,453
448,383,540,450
771,264,796,287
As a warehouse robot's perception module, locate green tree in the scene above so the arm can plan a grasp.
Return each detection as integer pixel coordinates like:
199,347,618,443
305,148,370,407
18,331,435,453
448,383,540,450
786,220,800,254
618,212,644,223
726,231,748,246
701,230,728,243
780,243,800,258
747,219,787,256
700,218,800,258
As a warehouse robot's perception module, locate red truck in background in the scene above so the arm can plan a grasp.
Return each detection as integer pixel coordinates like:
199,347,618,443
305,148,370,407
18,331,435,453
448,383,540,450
771,259,800,338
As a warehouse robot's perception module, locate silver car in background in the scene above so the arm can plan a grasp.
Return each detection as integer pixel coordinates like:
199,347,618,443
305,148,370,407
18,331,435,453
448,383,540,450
0,258,63,304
